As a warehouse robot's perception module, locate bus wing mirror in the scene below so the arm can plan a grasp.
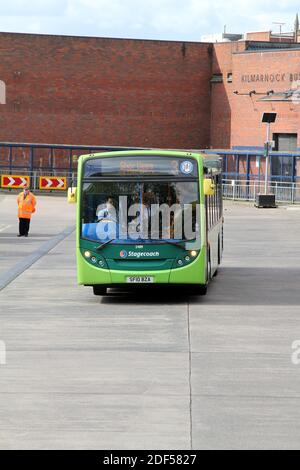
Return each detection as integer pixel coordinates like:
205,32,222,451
204,178,215,196
68,187,77,203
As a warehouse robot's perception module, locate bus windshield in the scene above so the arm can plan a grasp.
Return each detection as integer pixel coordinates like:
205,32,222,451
81,180,199,244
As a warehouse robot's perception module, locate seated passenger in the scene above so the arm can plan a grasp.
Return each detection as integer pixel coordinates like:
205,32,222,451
96,197,117,222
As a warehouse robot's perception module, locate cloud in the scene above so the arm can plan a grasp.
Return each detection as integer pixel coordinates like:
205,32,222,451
0,0,67,16
0,0,297,40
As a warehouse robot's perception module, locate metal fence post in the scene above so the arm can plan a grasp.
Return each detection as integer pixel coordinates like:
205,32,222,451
8,146,12,173
29,147,34,189
33,171,37,190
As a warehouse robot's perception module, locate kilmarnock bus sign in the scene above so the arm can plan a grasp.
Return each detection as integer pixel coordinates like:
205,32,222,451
1,175,29,188
241,72,300,83
39,176,66,190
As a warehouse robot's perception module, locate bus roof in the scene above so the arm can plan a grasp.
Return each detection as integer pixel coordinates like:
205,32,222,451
78,149,222,173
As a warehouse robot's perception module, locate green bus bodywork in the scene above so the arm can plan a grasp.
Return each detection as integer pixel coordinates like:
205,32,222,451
75,150,223,295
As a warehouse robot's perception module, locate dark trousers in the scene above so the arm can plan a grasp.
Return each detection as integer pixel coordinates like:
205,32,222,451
19,218,31,236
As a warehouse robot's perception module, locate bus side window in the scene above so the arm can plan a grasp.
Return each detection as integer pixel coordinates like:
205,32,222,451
210,195,212,229
206,196,209,230
217,176,220,219
214,178,217,223
219,174,223,218
207,194,211,230
212,176,216,225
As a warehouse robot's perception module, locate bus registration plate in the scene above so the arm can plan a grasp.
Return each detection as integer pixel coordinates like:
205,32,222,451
126,276,154,283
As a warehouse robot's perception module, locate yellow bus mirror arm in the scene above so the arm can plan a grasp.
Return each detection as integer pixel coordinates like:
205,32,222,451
204,178,215,196
68,187,77,203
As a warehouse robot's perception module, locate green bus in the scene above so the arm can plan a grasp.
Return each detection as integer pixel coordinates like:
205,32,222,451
69,150,223,296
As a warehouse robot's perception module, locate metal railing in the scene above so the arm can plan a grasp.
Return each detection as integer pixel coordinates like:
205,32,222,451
223,179,300,204
0,170,77,191
1,143,300,184
1,171,299,203
203,149,300,184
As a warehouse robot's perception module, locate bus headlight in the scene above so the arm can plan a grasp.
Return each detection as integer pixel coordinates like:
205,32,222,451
190,250,198,257
84,250,91,258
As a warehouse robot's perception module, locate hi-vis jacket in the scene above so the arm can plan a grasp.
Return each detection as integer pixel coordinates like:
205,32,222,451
17,192,37,219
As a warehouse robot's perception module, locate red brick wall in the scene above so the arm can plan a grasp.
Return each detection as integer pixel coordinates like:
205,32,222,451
0,32,212,150
210,43,300,150
210,41,246,148
246,32,271,41
231,50,300,148
0,31,299,164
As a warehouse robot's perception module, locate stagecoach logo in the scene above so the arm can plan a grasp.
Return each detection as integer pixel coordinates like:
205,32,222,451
120,249,160,258
180,160,194,175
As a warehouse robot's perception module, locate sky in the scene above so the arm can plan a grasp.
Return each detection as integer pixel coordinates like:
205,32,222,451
0,0,298,41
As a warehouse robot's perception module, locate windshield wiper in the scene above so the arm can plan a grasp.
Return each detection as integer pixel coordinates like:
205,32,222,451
96,239,117,251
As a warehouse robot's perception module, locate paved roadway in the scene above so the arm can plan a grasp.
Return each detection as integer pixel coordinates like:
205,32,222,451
0,193,300,449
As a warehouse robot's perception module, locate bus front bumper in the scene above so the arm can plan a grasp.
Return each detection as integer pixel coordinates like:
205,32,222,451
77,250,206,286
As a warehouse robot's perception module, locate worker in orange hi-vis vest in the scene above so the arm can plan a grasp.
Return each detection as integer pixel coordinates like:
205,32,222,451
17,185,37,237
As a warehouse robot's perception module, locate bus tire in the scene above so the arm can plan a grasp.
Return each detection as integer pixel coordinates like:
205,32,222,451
207,252,212,282
93,285,107,296
218,236,221,265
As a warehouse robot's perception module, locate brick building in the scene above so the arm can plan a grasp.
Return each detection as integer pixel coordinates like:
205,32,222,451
0,30,299,178
0,32,211,149
211,39,300,151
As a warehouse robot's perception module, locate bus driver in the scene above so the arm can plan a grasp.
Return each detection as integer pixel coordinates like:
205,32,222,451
96,197,117,222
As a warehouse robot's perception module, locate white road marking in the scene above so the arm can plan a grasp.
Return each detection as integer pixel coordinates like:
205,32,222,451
0,225,11,232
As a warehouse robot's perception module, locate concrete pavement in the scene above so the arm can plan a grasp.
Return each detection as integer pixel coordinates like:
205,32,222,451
0,193,75,277
0,195,300,449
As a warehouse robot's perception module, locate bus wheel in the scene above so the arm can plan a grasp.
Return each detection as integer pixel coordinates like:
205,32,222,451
93,285,107,296
218,235,222,265
207,255,212,282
